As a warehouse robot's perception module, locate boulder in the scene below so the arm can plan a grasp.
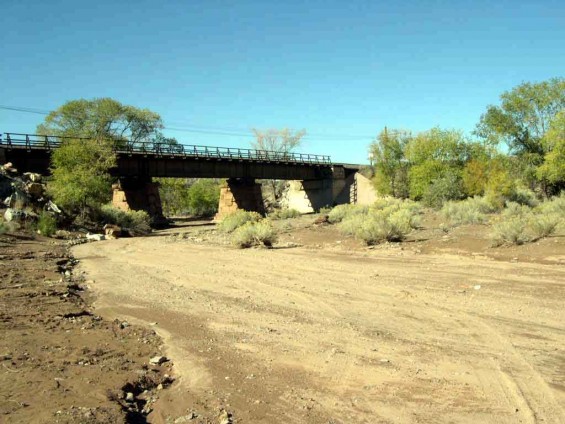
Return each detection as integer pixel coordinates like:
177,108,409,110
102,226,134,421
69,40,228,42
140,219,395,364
25,182,44,198
22,172,42,183
4,208,24,223
103,224,122,239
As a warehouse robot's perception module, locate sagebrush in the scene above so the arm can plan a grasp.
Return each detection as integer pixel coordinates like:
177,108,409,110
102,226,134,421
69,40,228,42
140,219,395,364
99,205,151,234
441,196,498,226
269,208,301,220
217,210,262,233
231,219,278,248
331,198,421,245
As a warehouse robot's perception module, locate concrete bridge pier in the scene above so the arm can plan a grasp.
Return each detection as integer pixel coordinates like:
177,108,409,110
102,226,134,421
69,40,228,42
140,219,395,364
283,166,351,213
283,179,334,213
215,178,265,221
111,177,167,226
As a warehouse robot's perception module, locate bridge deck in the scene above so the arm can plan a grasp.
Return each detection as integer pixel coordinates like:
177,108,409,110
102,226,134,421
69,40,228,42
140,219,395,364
1,133,331,166
1,133,334,180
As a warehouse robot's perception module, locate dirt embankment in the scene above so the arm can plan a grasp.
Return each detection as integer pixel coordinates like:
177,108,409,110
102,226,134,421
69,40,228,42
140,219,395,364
72,228,565,424
0,234,173,424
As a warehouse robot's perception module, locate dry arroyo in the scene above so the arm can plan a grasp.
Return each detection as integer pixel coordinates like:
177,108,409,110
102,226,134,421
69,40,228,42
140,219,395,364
74,237,565,424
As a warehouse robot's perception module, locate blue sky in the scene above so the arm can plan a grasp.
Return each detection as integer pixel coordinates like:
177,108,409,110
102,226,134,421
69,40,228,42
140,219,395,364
1,0,563,163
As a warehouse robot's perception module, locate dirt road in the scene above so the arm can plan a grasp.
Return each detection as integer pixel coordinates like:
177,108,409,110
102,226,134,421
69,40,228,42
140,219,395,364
74,236,565,423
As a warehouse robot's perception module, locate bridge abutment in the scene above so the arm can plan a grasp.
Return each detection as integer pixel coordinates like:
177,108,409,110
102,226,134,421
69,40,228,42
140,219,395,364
112,178,167,226
215,178,265,220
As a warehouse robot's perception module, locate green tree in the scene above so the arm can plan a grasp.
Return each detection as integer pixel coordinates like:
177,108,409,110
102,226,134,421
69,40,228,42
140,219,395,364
186,179,221,216
48,138,116,213
405,128,470,204
157,178,220,217
157,178,190,216
37,97,163,144
538,111,565,189
475,78,565,175
40,98,165,215
369,128,411,198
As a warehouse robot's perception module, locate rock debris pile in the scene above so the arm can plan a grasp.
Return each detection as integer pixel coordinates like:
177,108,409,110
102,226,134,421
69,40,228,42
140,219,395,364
1,162,64,226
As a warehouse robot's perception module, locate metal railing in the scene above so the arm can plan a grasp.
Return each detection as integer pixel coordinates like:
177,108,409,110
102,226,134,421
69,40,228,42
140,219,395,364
0,133,332,165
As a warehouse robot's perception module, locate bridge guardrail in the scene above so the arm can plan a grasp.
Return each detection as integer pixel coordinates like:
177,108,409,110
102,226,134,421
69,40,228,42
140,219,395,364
0,133,332,165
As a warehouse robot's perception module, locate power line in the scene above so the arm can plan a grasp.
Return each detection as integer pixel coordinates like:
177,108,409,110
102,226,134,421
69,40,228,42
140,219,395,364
0,104,375,140
0,105,50,115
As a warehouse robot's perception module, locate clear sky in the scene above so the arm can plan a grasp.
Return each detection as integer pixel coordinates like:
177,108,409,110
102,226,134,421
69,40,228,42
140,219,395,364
1,0,563,163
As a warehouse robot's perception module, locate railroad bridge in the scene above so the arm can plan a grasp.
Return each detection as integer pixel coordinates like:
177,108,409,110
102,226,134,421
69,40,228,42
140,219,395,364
1,133,372,221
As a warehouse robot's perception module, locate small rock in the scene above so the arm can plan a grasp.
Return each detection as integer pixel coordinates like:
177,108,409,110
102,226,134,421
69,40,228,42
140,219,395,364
174,412,197,423
120,321,129,329
149,355,167,365
218,409,232,424
86,233,105,242
473,285,481,290
125,392,135,402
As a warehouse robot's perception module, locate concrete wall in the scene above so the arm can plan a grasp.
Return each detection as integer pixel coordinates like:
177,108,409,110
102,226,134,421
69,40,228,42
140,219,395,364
354,173,378,205
282,179,333,213
281,171,377,212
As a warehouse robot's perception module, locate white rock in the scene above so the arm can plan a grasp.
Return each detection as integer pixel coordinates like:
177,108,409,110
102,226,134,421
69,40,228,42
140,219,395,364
149,355,167,365
86,233,105,241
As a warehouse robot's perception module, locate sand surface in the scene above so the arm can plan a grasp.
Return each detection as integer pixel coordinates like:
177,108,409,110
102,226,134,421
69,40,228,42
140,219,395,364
74,236,565,423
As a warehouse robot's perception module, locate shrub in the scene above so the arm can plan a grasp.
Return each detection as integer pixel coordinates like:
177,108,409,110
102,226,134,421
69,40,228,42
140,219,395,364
350,212,410,245
338,213,364,236
269,208,301,220
372,197,422,217
355,214,396,245
338,202,419,245
185,179,220,216
422,171,464,208
490,216,530,246
99,205,151,234
509,186,539,207
441,196,497,226
502,202,532,218
327,204,367,224
536,192,565,217
528,214,560,240
37,212,57,237
217,210,262,233
389,207,421,232
231,220,278,248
